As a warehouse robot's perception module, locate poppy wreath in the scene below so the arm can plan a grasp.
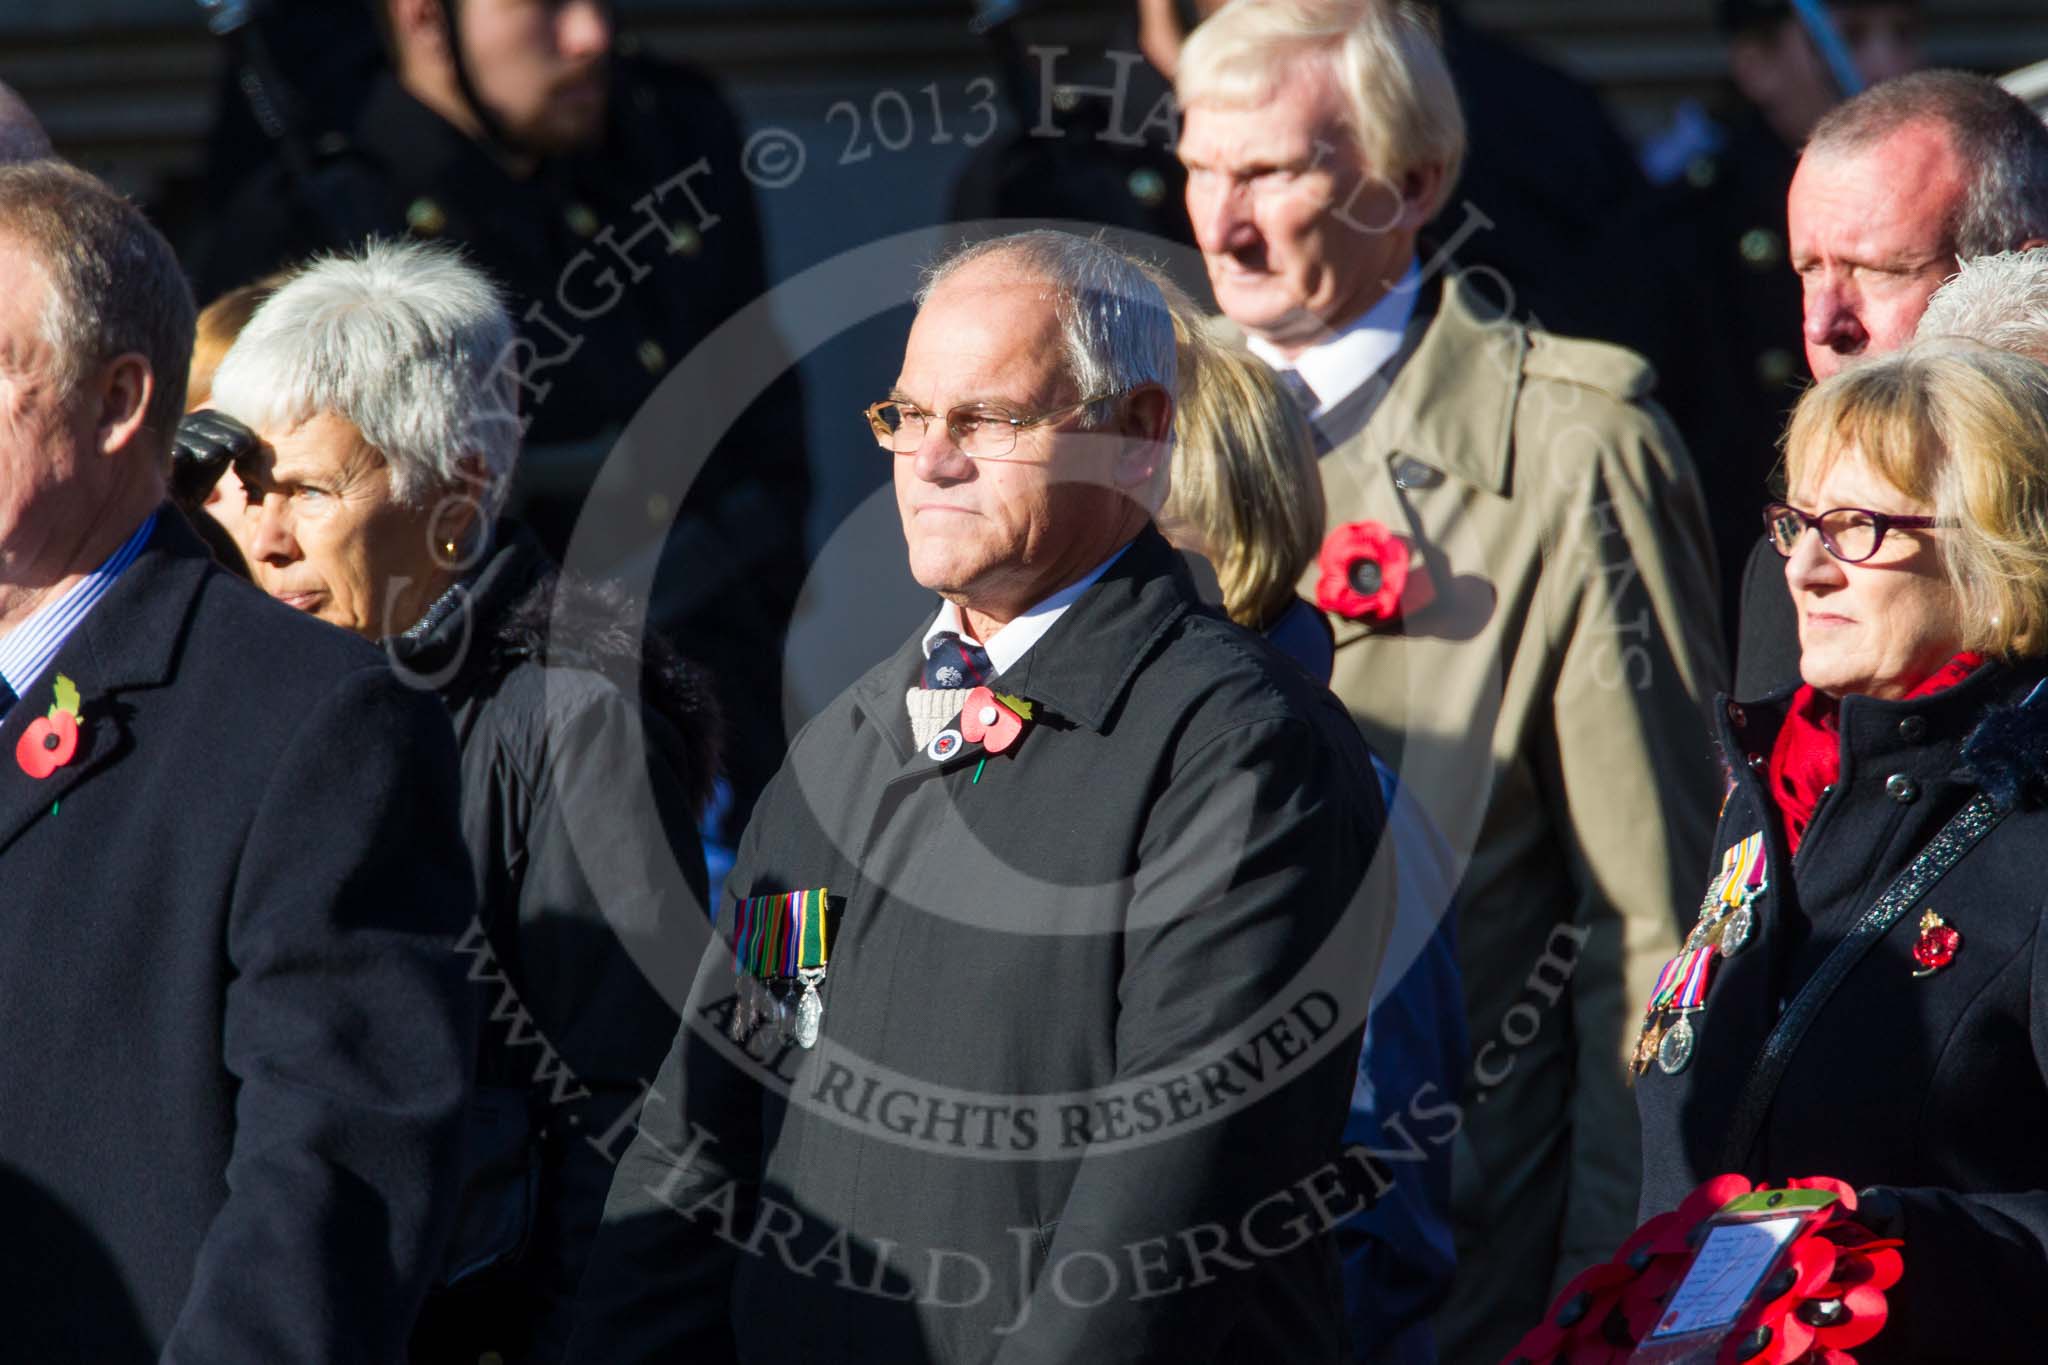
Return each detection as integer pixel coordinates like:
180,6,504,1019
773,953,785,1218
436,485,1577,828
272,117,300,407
1315,520,1435,625
1503,1175,1903,1365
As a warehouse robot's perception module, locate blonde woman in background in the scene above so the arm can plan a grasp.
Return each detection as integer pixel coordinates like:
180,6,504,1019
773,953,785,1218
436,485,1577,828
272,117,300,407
188,273,294,411
1159,321,1337,679
1160,291,1467,1365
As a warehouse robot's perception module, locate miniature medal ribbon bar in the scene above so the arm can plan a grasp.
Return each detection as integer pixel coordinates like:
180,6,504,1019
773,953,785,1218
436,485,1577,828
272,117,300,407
1634,831,1769,1076
726,888,843,1048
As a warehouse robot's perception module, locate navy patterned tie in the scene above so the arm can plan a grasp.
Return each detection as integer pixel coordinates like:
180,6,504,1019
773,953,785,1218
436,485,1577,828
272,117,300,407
924,632,993,690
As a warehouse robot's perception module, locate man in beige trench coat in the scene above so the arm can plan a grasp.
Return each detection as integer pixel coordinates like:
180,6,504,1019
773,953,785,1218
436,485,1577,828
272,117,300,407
1177,3,1728,1357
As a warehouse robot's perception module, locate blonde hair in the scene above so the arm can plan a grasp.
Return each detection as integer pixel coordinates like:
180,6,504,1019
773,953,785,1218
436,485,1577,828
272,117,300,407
187,269,296,410
1782,339,2048,658
1175,0,1466,220
1154,274,1325,629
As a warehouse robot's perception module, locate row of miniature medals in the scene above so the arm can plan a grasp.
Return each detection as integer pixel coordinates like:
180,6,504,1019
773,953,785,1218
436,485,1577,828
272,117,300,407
728,888,835,1050
1634,832,1766,1077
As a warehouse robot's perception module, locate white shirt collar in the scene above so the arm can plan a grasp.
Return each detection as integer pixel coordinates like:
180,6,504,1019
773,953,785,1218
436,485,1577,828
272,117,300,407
1246,258,1422,416
920,544,1128,677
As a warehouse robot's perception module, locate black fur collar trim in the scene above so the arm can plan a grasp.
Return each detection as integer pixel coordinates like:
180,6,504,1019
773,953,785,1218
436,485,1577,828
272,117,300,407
1960,676,2048,811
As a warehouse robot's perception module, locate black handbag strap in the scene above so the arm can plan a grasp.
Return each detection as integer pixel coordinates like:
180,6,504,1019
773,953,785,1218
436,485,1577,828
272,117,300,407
1718,790,2009,1170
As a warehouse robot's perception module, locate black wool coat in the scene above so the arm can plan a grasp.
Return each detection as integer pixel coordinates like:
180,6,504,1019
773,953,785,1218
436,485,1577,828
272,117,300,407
1637,660,2048,1362
0,510,477,1362
396,525,717,1364
565,526,1395,1364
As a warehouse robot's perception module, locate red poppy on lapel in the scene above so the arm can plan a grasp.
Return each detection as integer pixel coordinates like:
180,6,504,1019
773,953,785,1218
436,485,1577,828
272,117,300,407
959,686,1030,755
16,674,81,780
1315,520,1435,625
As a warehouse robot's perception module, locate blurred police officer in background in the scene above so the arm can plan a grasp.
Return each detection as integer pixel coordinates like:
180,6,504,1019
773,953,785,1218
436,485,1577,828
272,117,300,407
188,0,811,844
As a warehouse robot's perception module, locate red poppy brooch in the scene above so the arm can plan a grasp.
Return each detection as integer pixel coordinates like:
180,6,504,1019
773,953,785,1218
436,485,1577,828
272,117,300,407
959,686,1030,754
1911,909,1960,977
1315,520,1435,625
16,674,81,780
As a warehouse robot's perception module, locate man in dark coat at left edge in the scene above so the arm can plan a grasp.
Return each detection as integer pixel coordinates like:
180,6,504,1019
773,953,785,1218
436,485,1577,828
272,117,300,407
0,161,476,1361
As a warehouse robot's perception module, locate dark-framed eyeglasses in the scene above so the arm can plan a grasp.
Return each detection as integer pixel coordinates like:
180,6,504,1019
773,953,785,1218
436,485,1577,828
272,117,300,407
1761,501,1957,564
863,392,1125,461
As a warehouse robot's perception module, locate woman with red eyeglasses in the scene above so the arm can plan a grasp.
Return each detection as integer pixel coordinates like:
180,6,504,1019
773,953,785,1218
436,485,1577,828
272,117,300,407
1633,339,2048,1362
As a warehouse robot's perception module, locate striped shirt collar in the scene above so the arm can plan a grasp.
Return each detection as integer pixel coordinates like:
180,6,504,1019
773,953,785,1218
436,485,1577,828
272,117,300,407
0,510,157,702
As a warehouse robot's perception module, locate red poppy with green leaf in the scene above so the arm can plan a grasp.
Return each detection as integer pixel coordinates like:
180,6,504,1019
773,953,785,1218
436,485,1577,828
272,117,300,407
17,674,82,780
960,686,1032,755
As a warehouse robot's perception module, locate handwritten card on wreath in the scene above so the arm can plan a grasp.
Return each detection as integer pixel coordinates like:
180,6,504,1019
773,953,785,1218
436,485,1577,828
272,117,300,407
1647,1215,1803,1339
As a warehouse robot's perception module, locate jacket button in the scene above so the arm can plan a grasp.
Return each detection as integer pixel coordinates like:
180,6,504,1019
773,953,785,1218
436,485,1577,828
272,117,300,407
1886,773,1919,804
1898,715,1928,743
1727,702,1746,728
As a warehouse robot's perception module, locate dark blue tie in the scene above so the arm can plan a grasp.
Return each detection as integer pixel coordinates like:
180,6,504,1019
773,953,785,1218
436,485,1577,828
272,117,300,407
1276,366,1319,419
0,676,14,721
924,632,992,690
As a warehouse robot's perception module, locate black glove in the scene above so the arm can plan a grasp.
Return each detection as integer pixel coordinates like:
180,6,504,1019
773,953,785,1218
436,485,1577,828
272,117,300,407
1853,1185,1906,1238
170,409,257,506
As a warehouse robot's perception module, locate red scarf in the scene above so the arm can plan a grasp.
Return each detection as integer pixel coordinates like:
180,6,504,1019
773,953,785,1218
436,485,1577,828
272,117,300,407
1767,653,1984,855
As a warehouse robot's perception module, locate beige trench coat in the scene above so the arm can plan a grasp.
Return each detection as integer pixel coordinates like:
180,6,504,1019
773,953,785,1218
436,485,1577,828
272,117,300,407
1239,273,1727,1360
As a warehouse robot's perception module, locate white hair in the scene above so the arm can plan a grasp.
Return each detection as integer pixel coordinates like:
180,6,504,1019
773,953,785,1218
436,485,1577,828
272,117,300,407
1175,0,1466,220
1917,250,2048,364
917,230,1178,424
917,231,1178,507
209,239,520,518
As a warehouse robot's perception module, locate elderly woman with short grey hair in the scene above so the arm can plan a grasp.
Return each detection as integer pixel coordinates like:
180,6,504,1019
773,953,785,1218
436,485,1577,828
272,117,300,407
1635,340,2048,1362
210,239,718,1364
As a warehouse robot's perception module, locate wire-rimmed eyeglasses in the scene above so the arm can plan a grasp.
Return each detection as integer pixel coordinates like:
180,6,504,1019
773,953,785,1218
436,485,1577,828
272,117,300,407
863,392,1124,461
